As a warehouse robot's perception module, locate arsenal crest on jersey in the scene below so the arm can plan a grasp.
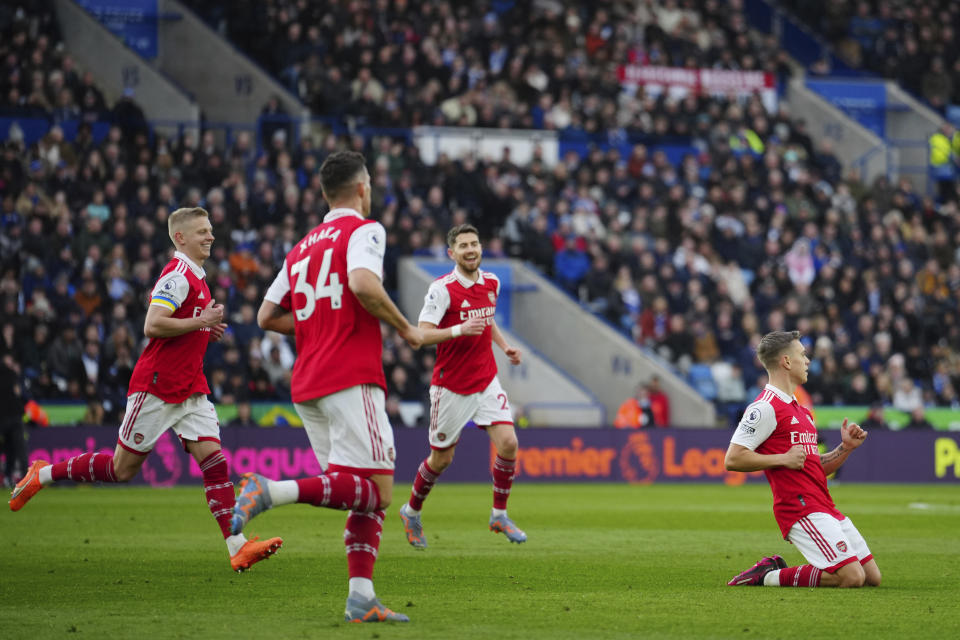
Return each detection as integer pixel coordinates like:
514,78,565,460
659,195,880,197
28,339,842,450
134,433,144,444
488,292,496,304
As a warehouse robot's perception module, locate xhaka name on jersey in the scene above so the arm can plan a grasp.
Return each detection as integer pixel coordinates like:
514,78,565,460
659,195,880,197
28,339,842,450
298,226,341,254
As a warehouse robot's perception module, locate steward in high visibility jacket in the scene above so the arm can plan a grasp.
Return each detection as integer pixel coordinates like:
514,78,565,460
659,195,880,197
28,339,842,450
929,124,959,174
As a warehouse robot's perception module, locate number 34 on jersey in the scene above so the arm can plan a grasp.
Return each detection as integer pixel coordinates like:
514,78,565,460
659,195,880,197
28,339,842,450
291,247,343,319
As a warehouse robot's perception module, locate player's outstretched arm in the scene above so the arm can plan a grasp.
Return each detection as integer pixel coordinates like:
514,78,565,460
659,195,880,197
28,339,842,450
725,443,806,472
418,317,485,346
819,418,867,475
491,320,521,365
144,299,223,338
257,299,296,335
349,267,423,348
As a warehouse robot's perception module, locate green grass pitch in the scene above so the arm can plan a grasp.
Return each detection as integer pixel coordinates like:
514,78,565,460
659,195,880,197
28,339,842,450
2,483,958,639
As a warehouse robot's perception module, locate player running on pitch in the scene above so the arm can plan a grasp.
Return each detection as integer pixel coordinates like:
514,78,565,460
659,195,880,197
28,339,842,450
398,223,526,549
10,207,282,573
725,330,881,588
230,151,424,623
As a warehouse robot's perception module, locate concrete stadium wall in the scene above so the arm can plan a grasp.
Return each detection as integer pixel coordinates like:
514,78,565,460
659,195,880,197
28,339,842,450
157,0,308,126
398,258,605,427
507,263,715,428
885,82,942,195
786,78,892,186
54,0,199,133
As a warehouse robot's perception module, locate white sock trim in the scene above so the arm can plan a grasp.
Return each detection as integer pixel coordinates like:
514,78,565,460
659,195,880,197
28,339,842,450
763,569,782,586
270,479,299,506
348,577,375,600
226,533,247,556
491,508,507,518
38,466,53,486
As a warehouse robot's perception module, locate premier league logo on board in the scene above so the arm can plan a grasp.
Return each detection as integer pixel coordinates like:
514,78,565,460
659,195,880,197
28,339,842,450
619,433,659,484
141,431,182,487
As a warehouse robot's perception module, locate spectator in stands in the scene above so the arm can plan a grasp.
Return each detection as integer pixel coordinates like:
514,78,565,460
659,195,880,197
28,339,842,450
646,375,671,427
0,353,26,486
903,406,934,430
226,401,258,428
614,383,656,429
860,402,889,431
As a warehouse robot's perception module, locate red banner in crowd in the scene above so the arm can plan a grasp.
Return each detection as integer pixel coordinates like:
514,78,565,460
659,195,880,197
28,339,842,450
617,65,774,93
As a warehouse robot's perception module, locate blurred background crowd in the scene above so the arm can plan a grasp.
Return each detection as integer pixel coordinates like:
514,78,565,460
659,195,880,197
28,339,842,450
2,0,960,432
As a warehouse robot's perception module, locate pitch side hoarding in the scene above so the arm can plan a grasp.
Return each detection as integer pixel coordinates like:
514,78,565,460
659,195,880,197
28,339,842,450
19,427,960,487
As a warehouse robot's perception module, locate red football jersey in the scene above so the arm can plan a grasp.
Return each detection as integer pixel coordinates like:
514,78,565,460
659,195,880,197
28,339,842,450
264,209,387,403
419,268,500,395
730,384,843,538
128,252,212,403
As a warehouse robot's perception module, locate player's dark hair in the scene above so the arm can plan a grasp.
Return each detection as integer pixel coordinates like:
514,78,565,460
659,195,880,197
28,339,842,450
756,330,801,370
319,150,367,202
447,223,479,247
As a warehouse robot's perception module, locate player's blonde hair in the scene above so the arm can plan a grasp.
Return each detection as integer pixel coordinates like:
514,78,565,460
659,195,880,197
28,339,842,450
756,330,801,371
167,207,209,244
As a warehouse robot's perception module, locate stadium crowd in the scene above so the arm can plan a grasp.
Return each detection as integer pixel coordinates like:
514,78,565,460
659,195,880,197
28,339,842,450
782,0,960,112
186,0,793,131
1,0,959,433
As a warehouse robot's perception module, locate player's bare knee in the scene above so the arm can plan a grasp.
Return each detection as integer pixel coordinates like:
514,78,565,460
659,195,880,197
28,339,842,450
865,569,882,587
838,564,866,588
497,436,519,459
429,448,454,472
113,465,138,483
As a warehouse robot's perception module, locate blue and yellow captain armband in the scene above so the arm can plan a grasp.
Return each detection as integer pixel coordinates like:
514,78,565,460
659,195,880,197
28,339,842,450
150,295,179,311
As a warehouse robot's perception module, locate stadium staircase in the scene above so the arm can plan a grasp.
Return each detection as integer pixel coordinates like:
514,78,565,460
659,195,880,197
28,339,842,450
53,0,307,138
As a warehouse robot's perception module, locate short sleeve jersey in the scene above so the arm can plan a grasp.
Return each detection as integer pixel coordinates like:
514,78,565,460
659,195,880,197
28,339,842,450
419,267,499,395
730,384,843,538
264,208,386,403
128,252,212,403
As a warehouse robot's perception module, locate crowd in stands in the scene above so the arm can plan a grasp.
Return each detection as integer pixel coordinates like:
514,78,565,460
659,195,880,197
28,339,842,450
1,0,959,432
782,0,960,112
0,1,147,132
187,0,793,132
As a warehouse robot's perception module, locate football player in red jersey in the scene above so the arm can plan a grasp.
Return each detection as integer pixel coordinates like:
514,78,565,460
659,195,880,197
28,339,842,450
10,207,283,573
233,151,423,623
398,223,527,549
725,331,881,588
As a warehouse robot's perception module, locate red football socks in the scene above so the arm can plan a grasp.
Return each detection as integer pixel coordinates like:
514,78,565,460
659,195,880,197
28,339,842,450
50,452,117,483
492,455,516,510
779,565,823,587
199,450,235,539
295,473,381,511
408,460,440,510
345,510,384,579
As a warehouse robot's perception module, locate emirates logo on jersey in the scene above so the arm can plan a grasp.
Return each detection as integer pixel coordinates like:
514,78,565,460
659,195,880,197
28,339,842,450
488,292,496,304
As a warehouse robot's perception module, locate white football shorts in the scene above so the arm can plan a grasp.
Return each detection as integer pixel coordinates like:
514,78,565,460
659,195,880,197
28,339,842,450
788,512,873,572
118,392,221,454
295,383,396,476
428,376,513,450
